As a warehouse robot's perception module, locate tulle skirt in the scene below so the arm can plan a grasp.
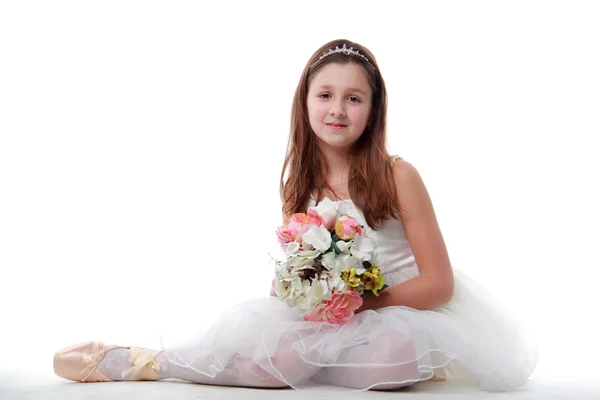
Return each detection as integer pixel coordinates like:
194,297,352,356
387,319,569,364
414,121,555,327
161,266,537,392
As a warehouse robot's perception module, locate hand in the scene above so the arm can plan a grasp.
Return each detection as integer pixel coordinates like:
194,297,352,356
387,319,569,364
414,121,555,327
356,293,379,314
356,289,392,313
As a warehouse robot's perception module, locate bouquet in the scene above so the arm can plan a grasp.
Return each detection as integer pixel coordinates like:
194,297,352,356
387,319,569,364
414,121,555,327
272,198,387,324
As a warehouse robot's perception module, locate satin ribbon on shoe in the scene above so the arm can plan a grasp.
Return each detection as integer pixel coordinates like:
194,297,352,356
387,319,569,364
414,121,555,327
121,347,162,380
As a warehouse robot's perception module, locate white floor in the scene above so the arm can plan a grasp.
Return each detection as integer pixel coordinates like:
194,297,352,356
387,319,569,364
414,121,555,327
2,369,600,400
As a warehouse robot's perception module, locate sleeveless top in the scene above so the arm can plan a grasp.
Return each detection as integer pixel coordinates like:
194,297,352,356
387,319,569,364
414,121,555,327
307,155,421,287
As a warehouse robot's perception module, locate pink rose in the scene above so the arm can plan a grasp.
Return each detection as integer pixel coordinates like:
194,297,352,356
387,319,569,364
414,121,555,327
276,226,294,249
287,213,323,240
334,216,362,240
304,290,363,325
308,208,336,230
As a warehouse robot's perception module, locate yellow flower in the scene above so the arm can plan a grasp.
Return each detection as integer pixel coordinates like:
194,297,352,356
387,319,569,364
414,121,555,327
342,268,361,288
362,264,385,296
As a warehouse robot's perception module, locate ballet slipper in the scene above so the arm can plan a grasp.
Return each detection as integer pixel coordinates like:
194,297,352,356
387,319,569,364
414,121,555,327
54,341,120,382
54,341,162,382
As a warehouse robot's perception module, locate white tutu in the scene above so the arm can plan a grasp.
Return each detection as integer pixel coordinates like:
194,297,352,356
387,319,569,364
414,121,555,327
161,266,537,392
161,199,537,392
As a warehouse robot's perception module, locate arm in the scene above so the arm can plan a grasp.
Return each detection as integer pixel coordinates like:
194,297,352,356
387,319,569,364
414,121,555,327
359,159,454,311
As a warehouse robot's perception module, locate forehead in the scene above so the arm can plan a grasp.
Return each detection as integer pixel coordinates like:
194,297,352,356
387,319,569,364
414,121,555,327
309,63,371,94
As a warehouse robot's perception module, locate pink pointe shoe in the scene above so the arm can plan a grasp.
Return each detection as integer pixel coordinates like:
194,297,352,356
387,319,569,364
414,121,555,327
54,341,162,382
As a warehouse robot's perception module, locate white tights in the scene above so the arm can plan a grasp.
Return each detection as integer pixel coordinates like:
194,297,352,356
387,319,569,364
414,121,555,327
98,333,421,390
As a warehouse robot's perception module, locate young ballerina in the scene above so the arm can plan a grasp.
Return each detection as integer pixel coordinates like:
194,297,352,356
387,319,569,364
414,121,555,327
53,39,537,391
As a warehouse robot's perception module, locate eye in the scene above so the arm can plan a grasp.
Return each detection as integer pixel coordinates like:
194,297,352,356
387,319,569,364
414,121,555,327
348,96,361,103
318,93,331,99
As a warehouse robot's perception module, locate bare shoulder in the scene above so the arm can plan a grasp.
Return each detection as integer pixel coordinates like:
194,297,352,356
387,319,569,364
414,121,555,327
390,158,431,215
391,157,420,183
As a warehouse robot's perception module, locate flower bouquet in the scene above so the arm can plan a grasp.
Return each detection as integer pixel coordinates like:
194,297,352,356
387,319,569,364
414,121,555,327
272,198,388,324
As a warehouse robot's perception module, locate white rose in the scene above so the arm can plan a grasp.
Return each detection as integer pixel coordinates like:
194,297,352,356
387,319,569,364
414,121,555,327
326,274,348,292
351,234,374,262
320,252,337,270
311,279,330,305
301,225,332,252
275,275,301,306
344,255,365,274
288,256,315,272
336,240,352,254
285,242,300,258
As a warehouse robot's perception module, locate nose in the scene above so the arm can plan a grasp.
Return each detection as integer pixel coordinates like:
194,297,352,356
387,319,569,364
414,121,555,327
329,107,346,118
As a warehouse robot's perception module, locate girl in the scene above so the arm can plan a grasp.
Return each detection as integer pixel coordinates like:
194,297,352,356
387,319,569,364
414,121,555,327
53,39,537,392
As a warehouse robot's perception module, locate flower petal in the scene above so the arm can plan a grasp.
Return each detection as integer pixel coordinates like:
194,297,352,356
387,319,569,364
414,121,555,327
301,225,332,252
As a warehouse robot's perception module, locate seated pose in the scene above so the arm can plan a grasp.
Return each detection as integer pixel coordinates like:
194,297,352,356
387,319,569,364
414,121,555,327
54,39,537,392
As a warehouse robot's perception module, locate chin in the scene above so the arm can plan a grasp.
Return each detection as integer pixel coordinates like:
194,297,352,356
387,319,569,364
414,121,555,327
314,131,360,150
318,139,355,152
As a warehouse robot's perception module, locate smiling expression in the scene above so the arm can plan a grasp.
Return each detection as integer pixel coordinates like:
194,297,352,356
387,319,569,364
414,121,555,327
307,63,373,152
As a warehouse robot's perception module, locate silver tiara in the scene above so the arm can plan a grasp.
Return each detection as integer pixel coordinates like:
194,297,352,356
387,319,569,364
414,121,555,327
310,43,373,69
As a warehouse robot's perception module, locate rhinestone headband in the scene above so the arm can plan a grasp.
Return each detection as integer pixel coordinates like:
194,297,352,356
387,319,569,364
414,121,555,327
310,43,373,69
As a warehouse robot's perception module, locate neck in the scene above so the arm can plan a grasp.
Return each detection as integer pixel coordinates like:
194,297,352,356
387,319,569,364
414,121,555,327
319,146,352,198
322,148,351,175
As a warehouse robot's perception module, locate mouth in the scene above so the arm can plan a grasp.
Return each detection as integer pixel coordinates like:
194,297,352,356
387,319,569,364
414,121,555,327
326,123,347,129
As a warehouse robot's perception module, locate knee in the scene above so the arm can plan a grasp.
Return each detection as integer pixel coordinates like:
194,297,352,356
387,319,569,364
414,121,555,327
367,333,416,365
271,346,320,384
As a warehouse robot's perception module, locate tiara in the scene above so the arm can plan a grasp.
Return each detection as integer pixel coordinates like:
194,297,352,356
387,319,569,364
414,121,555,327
310,43,373,69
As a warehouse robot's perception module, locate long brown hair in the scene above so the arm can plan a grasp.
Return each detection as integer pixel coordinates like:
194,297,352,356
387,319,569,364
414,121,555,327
280,39,401,229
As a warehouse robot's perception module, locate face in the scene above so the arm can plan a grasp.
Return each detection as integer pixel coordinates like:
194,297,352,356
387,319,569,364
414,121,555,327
306,63,373,153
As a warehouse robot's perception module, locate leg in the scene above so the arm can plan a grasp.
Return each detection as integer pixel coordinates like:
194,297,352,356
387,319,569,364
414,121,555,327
163,332,320,388
164,353,289,388
52,331,319,388
316,332,422,390
52,341,289,387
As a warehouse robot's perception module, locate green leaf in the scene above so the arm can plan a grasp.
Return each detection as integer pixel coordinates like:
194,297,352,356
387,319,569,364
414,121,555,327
330,240,341,255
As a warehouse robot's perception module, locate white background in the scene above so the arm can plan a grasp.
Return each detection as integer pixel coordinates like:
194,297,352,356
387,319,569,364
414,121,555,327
1,0,598,383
